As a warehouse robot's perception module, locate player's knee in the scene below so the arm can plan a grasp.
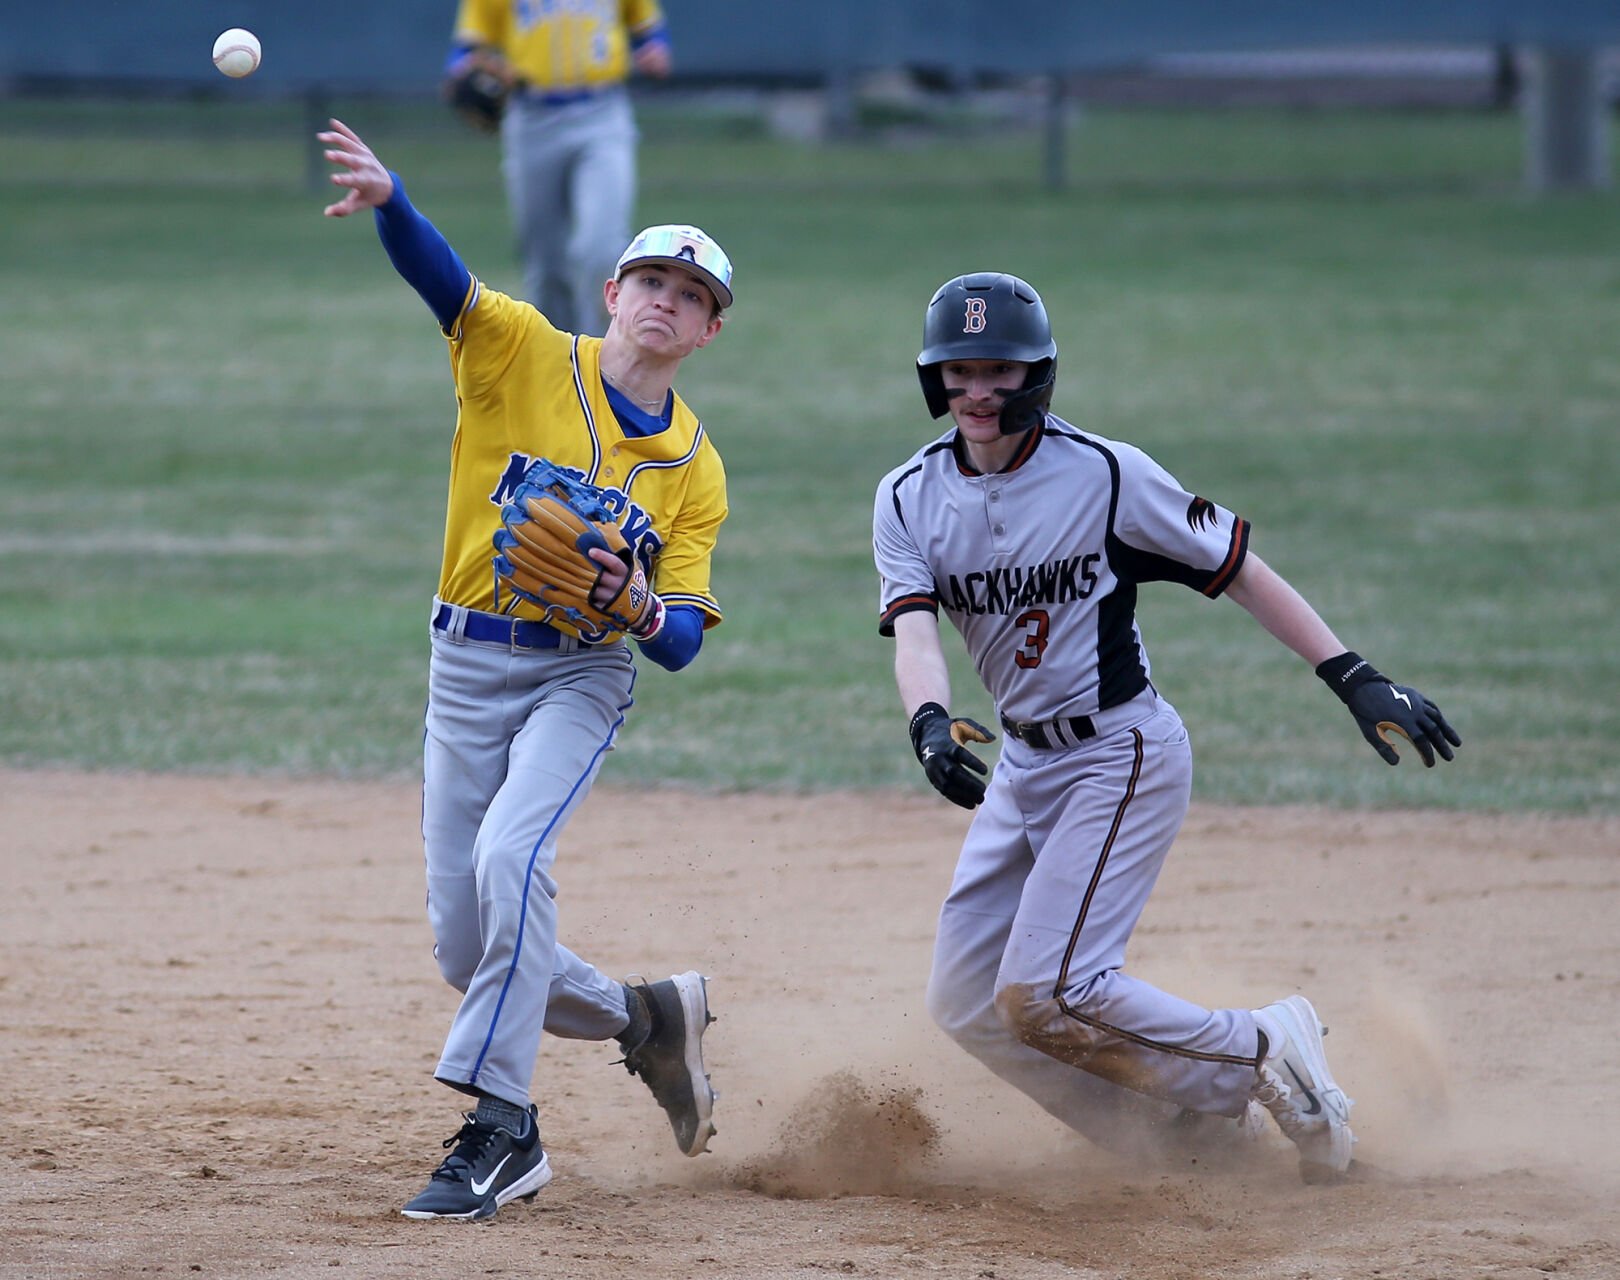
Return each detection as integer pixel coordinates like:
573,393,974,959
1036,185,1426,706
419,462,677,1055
433,941,479,993
924,971,964,1037
924,968,986,1044
991,981,1049,1042
993,982,1107,1063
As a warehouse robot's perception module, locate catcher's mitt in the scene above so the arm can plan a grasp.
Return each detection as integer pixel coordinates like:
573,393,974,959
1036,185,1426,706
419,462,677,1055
443,48,514,135
492,460,661,643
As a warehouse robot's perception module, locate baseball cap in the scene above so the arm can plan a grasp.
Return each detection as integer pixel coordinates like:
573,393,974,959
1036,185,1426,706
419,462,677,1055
615,224,734,310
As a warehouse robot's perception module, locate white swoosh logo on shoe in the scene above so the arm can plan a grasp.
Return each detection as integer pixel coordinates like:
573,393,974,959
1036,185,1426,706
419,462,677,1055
470,1154,512,1197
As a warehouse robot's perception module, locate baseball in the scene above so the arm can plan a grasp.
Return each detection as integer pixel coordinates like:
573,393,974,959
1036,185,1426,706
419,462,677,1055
212,28,261,79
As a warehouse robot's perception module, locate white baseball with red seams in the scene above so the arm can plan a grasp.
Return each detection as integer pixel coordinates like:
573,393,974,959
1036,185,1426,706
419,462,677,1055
212,28,261,79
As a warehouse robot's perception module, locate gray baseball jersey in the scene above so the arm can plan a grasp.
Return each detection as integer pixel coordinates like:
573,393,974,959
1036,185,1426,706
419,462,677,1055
874,416,1248,721
874,416,1270,1137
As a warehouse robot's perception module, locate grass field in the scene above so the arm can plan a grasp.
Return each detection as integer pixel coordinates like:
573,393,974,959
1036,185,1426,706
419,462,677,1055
1,94,1616,812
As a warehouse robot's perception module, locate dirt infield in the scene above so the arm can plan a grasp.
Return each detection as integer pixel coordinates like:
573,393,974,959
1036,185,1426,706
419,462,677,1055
5,769,1617,1279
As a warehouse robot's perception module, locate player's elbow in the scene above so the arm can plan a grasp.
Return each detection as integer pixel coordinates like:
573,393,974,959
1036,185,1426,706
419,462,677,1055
641,645,695,673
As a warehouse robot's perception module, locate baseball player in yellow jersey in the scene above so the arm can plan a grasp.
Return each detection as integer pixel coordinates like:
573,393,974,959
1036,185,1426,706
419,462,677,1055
448,0,672,335
320,118,727,1221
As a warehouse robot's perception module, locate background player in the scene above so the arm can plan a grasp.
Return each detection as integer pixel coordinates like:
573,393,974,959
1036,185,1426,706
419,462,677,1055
446,0,673,335
873,272,1460,1182
320,117,729,1220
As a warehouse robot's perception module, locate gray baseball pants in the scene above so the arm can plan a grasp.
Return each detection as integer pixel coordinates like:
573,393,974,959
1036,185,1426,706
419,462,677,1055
500,88,638,336
927,691,1265,1149
422,607,635,1108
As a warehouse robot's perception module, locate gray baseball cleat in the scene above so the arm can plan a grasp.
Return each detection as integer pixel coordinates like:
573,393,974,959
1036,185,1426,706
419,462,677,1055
1251,994,1355,1183
619,970,717,1156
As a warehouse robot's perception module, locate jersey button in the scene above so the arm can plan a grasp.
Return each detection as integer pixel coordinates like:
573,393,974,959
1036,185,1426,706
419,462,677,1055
610,447,621,456
992,524,1005,535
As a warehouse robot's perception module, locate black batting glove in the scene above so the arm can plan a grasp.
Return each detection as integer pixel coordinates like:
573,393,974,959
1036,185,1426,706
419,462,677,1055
1316,651,1461,768
909,702,997,808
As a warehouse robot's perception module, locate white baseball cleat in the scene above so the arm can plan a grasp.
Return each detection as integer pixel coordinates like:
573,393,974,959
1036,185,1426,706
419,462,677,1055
1251,994,1355,1183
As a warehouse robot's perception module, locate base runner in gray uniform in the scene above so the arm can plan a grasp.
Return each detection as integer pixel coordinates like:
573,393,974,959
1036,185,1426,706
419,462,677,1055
873,273,1461,1182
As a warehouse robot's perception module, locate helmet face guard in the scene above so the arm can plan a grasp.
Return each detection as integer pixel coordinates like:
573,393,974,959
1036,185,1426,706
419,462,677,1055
916,272,1057,435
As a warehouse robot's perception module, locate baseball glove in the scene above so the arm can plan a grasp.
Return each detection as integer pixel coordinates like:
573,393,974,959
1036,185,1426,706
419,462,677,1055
492,460,662,643
443,48,514,135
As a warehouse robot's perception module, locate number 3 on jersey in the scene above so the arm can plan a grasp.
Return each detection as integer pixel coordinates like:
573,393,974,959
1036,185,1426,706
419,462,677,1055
1014,609,1049,668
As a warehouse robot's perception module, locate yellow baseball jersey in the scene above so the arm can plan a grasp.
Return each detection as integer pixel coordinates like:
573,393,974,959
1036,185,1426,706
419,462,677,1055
453,0,665,91
438,278,727,641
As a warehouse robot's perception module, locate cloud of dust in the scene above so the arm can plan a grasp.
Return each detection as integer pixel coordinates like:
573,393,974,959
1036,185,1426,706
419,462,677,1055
718,1015,1278,1203
729,1069,943,1199
1345,978,1618,1192
712,964,1618,1204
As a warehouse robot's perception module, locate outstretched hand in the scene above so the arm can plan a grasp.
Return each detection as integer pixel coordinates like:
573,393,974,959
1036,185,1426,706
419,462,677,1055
1344,681,1460,768
318,118,394,217
1316,651,1461,768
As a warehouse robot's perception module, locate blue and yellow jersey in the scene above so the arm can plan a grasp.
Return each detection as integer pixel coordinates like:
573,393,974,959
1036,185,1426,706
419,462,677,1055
452,0,667,92
439,280,726,640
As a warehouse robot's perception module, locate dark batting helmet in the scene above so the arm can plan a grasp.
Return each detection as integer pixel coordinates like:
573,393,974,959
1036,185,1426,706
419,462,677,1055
916,272,1057,435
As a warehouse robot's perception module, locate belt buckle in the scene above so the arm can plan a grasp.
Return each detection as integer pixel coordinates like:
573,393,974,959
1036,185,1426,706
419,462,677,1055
503,614,535,651
508,614,561,651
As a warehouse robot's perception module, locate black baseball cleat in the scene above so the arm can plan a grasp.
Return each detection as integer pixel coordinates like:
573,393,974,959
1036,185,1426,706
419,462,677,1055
619,970,718,1156
401,1104,552,1220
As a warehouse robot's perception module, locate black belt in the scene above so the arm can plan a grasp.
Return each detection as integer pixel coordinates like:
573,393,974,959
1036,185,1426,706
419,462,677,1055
999,713,1097,750
433,605,564,650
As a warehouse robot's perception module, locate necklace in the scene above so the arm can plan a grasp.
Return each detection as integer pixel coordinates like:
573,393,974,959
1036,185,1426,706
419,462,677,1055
602,369,668,412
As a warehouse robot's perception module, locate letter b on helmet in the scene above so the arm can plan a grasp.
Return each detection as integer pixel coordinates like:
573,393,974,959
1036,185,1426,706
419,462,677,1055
916,273,1057,434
